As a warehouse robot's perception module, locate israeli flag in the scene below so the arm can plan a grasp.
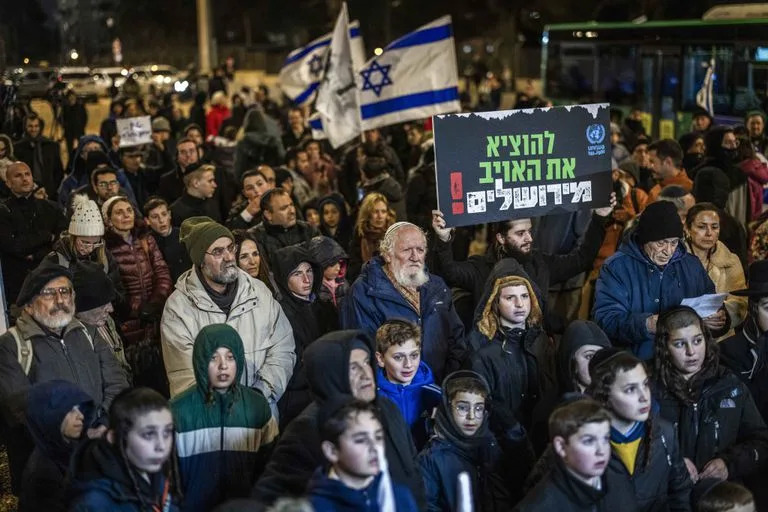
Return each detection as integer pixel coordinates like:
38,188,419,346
279,20,365,106
358,15,460,130
696,58,715,116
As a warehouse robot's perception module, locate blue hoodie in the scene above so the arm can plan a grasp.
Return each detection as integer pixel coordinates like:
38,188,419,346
593,235,714,359
307,468,417,512
376,362,441,449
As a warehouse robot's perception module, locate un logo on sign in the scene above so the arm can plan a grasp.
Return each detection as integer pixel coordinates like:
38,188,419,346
586,124,606,145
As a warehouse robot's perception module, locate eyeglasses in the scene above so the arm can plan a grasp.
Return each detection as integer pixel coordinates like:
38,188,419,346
76,239,103,249
39,287,73,300
453,402,486,418
97,180,119,189
206,243,238,258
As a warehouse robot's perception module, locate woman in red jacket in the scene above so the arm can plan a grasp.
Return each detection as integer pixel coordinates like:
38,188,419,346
102,195,172,394
206,91,231,139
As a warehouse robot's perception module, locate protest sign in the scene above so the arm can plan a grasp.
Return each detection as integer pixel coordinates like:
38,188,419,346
117,116,152,147
433,103,612,227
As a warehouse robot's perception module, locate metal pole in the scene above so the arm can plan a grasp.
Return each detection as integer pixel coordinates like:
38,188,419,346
197,0,212,74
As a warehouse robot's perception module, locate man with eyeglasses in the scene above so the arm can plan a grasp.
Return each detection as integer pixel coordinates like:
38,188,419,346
0,262,128,489
161,217,295,417
594,200,716,360
0,162,67,315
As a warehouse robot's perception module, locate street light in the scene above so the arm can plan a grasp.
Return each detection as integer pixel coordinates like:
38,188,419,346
70,49,79,61
374,47,383,56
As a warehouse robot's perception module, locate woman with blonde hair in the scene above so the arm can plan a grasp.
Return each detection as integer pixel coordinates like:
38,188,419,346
348,192,396,281
206,90,231,138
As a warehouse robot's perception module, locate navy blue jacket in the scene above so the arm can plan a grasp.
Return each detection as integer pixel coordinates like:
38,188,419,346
341,257,467,381
376,363,441,449
308,468,417,512
593,237,714,359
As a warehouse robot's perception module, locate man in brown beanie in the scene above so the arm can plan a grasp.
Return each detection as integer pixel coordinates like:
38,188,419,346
593,200,717,360
161,216,295,413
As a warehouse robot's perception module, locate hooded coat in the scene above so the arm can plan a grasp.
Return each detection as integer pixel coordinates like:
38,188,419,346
251,330,425,510
67,438,179,512
272,244,339,426
341,256,467,383
593,235,715,360
468,269,555,433
318,193,353,251
170,324,279,512
417,371,515,511
307,467,417,512
306,235,350,309
160,267,296,399
19,380,94,512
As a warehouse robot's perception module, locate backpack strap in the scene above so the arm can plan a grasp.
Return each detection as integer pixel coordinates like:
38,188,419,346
8,327,32,376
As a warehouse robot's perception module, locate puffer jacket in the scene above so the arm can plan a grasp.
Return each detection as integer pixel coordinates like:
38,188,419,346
593,235,715,360
0,313,128,429
340,256,467,382
653,366,768,480
684,239,747,339
104,227,172,346
170,324,278,512
161,267,295,399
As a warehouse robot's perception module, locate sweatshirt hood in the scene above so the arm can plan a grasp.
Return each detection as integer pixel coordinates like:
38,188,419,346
318,193,352,234
192,323,246,394
435,370,493,451
70,135,108,174
304,330,375,402
272,244,323,300
307,235,349,269
557,321,612,391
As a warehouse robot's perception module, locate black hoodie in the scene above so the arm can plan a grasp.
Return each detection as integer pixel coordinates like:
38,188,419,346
317,193,353,250
252,330,425,509
273,244,338,426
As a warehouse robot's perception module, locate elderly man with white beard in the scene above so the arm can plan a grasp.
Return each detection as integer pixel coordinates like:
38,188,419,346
161,217,295,415
0,262,128,489
341,221,467,381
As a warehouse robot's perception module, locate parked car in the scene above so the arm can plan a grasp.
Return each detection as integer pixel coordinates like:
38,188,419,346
56,67,99,102
91,66,130,97
134,64,184,95
8,67,56,99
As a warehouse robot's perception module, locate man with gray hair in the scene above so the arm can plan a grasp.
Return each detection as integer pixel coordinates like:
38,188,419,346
340,221,466,381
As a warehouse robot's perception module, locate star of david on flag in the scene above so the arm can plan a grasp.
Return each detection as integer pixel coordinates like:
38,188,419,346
359,60,393,97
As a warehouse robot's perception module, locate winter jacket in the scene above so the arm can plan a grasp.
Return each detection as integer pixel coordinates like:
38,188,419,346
160,166,237,223
170,324,278,512
272,244,339,426
362,175,407,222
0,194,68,306
151,226,192,283
515,457,639,512
468,271,555,431
593,236,715,360
684,239,747,338
105,227,172,346
249,219,320,266
170,192,222,226
418,371,515,511
653,366,768,480
19,380,94,512
161,266,295,399
13,135,64,200
252,330,425,509
341,256,467,382
720,321,768,421
307,235,350,310
739,158,768,221
67,439,178,512
0,313,128,429
206,105,231,138
308,468,417,512
376,363,442,450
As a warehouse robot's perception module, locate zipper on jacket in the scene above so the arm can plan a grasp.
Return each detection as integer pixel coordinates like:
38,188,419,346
692,402,699,438
59,337,81,387
714,420,720,452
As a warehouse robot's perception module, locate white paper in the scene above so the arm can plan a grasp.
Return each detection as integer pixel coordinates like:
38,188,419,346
681,293,727,318
116,116,152,147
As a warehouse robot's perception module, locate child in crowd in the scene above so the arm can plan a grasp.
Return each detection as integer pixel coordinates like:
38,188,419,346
68,387,179,511
515,398,637,511
308,398,417,512
19,380,94,512
374,319,441,449
307,235,350,310
587,349,692,512
171,324,279,511
418,370,514,511
694,480,755,512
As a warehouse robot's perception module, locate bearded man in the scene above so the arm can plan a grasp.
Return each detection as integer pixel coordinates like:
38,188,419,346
0,262,128,489
160,217,296,415
341,221,467,381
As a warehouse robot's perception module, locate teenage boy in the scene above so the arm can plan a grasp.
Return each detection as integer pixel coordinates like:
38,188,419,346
375,319,441,449
308,398,417,512
171,324,279,512
515,399,638,511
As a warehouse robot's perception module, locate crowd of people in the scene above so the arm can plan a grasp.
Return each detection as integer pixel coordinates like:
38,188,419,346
2,78,768,512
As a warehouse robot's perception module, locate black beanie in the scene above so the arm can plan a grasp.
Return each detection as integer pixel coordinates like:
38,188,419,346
72,261,116,311
635,201,683,245
16,262,73,307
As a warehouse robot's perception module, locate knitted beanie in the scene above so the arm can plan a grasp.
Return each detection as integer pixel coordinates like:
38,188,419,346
179,216,234,266
635,201,683,245
69,195,105,237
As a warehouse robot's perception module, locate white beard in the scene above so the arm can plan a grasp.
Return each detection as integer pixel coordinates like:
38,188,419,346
393,263,429,289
